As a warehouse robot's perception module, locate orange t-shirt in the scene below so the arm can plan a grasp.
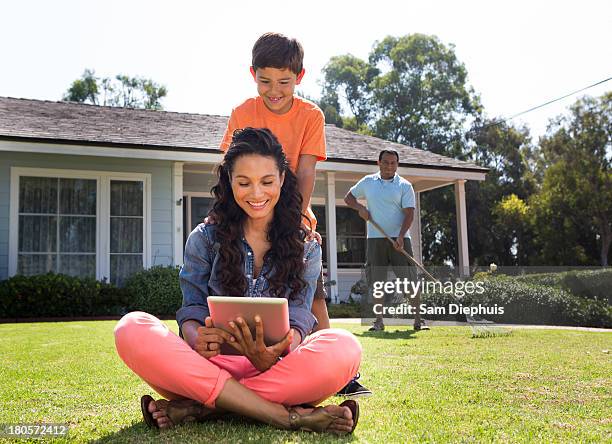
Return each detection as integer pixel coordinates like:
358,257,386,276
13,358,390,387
220,95,327,229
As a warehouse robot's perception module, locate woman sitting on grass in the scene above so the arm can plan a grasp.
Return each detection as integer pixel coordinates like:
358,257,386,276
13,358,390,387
114,127,361,435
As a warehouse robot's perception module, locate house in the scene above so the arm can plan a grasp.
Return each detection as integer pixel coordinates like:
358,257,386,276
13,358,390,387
0,97,487,301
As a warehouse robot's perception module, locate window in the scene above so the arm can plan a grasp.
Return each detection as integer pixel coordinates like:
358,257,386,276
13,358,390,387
18,177,97,277
110,180,144,286
10,168,150,285
312,205,366,268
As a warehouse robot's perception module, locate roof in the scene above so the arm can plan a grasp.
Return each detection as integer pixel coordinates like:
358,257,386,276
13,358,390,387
0,96,487,173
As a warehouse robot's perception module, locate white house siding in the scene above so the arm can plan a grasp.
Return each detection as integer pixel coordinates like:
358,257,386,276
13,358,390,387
183,170,216,194
0,150,175,280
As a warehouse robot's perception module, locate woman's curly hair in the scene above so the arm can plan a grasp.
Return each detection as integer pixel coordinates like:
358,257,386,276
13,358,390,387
210,127,307,300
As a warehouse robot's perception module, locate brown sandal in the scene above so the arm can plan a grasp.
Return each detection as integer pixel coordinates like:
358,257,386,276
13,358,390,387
141,395,225,429
288,400,359,434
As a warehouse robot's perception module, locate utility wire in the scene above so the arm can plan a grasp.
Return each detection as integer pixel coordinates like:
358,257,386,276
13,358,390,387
478,76,612,131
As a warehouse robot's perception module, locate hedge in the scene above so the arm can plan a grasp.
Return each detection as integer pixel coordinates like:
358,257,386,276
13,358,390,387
0,266,182,319
513,269,612,303
1,267,610,328
0,273,130,318
420,277,611,328
328,302,361,319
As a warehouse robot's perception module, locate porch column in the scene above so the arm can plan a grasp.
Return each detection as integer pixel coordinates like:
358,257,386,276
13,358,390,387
454,180,469,277
409,191,423,264
325,171,339,303
172,162,184,266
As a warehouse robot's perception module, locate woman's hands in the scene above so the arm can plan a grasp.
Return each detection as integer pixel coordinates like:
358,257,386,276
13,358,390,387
194,317,236,359
228,316,294,372
193,316,295,373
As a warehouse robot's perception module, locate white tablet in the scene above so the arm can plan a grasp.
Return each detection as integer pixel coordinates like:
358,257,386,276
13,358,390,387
207,296,290,355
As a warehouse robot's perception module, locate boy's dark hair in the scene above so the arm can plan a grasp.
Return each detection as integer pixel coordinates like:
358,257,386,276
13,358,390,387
252,32,304,75
378,149,400,161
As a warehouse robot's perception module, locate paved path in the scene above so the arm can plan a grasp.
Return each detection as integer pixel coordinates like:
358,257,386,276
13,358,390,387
331,318,611,333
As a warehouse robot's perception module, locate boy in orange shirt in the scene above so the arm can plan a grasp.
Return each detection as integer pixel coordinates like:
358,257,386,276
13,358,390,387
220,33,370,398
221,33,323,230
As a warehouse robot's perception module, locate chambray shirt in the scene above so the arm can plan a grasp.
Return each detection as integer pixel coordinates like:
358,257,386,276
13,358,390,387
176,223,320,340
349,172,416,238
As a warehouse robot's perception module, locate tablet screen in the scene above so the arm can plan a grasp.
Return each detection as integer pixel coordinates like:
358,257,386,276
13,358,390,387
207,296,290,355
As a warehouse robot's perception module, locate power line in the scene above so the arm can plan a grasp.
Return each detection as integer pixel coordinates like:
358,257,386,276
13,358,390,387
479,76,612,131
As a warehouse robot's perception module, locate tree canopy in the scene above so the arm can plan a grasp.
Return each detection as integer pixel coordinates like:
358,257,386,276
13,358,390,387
531,93,612,265
63,69,167,110
321,34,481,157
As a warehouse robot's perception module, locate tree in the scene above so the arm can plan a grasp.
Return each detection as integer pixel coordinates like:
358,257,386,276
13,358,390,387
532,93,612,265
321,54,376,128
492,194,531,265
63,69,167,110
528,162,598,265
466,120,537,266
63,69,99,104
321,34,482,158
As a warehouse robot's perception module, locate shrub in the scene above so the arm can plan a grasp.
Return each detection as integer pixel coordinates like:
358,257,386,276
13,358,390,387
0,266,183,319
470,280,597,326
123,266,182,316
0,273,128,318
418,276,611,328
328,301,361,318
515,269,612,303
483,280,607,327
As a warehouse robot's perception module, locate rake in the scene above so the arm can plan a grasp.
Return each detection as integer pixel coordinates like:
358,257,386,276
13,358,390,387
367,218,509,337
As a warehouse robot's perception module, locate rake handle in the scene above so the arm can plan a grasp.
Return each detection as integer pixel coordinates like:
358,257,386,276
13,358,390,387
367,218,439,284
367,218,502,331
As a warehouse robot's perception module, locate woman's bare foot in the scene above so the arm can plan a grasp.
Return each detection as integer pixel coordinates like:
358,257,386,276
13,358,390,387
147,398,173,428
289,404,355,434
146,398,218,429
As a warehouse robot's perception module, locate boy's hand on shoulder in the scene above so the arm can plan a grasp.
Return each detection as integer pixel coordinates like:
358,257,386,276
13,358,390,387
305,228,322,245
203,213,217,225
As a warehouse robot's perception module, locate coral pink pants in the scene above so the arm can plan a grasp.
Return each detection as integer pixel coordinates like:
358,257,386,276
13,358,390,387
114,312,362,408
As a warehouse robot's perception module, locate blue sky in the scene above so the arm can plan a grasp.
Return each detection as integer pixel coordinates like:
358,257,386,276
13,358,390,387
1,0,610,140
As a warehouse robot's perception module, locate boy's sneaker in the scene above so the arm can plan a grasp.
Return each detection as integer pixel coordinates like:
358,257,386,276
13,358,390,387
368,320,385,331
337,373,373,398
414,319,430,331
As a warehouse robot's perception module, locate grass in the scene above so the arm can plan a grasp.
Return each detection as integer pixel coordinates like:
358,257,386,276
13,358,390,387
1,321,610,443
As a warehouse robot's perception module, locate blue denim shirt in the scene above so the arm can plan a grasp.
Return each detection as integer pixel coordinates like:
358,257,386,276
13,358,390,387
176,223,320,340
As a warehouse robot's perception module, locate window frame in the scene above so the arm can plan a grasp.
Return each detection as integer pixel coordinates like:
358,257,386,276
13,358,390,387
9,167,151,281
182,192,213,245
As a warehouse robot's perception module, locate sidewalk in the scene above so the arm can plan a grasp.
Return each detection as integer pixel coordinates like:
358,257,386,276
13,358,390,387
331,318,612,333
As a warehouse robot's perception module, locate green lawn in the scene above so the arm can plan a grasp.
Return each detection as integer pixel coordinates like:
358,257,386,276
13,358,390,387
1,321,610,443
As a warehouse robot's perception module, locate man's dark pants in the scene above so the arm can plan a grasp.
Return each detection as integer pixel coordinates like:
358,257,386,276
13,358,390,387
366,237,421,325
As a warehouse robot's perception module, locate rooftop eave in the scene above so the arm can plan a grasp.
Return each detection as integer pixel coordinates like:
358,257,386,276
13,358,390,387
0,135,488,181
